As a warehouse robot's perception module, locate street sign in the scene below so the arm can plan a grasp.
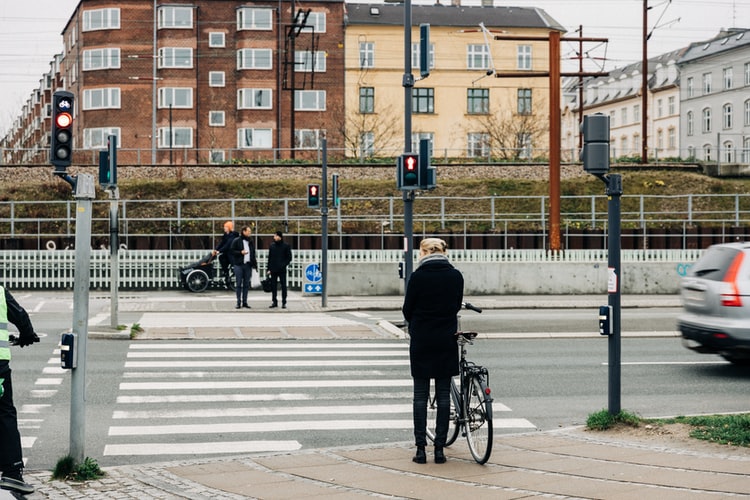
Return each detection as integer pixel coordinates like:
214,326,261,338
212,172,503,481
304,263,323,295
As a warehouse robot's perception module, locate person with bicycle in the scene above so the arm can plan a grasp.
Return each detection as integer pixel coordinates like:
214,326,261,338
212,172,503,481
402,237,463,464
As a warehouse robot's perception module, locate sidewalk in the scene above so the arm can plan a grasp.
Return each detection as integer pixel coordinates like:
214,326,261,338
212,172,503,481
15,292,749,499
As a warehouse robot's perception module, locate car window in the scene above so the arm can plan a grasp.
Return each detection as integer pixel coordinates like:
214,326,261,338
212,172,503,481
689,246,741,281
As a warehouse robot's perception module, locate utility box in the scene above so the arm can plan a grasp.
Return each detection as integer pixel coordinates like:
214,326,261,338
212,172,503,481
60,333,77,369
581,114,610,175
598,305,613,336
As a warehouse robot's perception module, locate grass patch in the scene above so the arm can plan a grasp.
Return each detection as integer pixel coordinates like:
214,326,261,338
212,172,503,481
52,456,105,482
129,323,144,339
586,409,641,430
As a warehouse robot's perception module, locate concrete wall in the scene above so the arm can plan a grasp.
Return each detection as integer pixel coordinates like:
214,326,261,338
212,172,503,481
326,261,683,295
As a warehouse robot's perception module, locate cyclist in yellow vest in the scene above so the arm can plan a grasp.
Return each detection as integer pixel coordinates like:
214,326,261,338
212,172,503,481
0,285,39,495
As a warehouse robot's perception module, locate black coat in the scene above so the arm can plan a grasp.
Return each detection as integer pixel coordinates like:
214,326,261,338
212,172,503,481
215,230,239,254
402,255,464,379
267,240,292,273
229,235,257,268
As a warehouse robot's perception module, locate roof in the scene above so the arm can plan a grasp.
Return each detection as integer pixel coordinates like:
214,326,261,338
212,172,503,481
678,28,750,64
344,3,565,32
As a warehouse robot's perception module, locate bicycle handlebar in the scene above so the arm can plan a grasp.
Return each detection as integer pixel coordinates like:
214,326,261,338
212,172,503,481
462,302,482,313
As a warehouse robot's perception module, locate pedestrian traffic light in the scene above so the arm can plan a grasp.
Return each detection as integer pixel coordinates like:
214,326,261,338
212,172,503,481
99,135,117,187
307,184,320,208
581,113,610,175
50,90,75,171
331,173,340,208
418,138,436,190
398,153,419,190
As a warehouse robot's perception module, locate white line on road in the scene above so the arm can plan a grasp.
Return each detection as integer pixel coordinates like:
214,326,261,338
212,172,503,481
119,379,413,390
603,361,730,366
112,404,413,420
128,342,406,350
124,360,409,368
103,440,302,456
116,393,313,404
126,350,408,358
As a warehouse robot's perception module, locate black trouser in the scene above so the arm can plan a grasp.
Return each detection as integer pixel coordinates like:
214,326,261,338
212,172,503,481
233,263,252,306
0,364,23,476
219,253,231,283
413,376,451,448
269,269,287,304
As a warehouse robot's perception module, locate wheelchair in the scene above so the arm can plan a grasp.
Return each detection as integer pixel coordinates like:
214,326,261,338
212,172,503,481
178,252,235,293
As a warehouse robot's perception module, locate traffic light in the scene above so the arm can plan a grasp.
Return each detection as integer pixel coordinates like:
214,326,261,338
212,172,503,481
50,90,75,171
307,184,320,208
418,138,436,189
581,113,610,175
99,135,117,187
398,153,419,190
331,174,340,208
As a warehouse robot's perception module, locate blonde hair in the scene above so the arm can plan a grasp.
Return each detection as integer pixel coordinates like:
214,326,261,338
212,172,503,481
419,237,448,255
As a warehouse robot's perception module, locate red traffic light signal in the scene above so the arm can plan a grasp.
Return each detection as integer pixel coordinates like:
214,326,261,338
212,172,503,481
307,184,320,208
50,90,75,170
398,153,419,189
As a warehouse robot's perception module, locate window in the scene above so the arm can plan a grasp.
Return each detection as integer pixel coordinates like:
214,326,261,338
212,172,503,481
687,145,695,160
633,134,640,154
743,138,750,163
209,111,225,127
656,99,662,118
745,99,750,125
82,48,120,71
723,141,735,163
295,129,323,149
668,96,675,115
467,44,490,70
517,45,532,70
300,12,326,33
295,51,326,72
634,103,641,122
359,87,374,114
295,90,326,111
621,107,627,125
668,127,676,149
686,77,694,98
83,127,120,149
745,62,750,86
159,48,193,68
687,111,694,136
703,72,712,94
82,8,120,31
210,150,225,164
723,103,733,129
656,129,664,150
609,110,616,127
412,88,434,114
724,67,733,89
467,88,489,114
517,88,532,115
411,132,434,155
467,133,489,157
158,6,192,29
411,42,435,70
237,8,272,30
238,88,272,109
158,88,192,108
159,127,193,148
702,107,712,133
209,32,225,48
209,71,225,87
517,133,532,159
703,144,712,162
237,48,272,70
359,42,374,69
82,88,120,110
238,128,273,148
620,136,628,155
359,132,374,157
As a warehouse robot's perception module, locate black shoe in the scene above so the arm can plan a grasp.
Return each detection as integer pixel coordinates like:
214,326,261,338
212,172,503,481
235,304,241,309
269,303,278,309
412,446,426,464
0,475,35,495
282,303,287,309
434,447,446,464
242,304,251,309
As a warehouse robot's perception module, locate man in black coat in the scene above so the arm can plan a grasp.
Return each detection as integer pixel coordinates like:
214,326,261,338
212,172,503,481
266,231,292,308
402,238,463,465
229,226,257,309
213,221,239,288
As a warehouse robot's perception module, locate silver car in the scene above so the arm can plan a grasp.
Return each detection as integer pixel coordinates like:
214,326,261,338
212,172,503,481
677,242,750,365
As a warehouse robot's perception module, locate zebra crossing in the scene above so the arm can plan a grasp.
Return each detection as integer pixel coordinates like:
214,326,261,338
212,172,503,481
103,341,535,459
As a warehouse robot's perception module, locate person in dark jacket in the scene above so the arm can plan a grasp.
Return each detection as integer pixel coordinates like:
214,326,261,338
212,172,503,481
229,226,257,309
266,231,292,309
212,220,239,288
1,286,39,495
402,237,463,465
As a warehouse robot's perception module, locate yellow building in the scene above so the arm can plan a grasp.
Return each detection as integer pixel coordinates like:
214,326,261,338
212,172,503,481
344,2,564,160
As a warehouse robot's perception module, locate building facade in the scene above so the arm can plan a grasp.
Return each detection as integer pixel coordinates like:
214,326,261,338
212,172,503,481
678,29,750,165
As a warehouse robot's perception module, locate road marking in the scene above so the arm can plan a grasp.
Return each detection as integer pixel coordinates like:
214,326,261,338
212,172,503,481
104,440,302,456
117,393,313,404
119,379,413,390
124,359,409,368
603,361,730,366
19,404,50,413
129,342,407,349
113,404,413,420
494,418,536,429
126,350,408,358
137,312,364,328
35,378,63,385
21,437,36,448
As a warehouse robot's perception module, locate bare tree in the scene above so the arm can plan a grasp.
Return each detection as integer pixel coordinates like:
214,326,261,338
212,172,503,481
334,99,402,159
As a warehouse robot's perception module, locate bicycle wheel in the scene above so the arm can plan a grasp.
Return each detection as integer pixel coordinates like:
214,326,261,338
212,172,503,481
425,379,460,446
465,374,493,464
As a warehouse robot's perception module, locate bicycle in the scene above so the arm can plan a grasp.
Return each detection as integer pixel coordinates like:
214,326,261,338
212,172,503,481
425,302,493,464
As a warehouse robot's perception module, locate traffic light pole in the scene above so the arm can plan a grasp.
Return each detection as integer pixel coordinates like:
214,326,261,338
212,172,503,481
402,0,415,286
320,139,329,308
603,173,623,415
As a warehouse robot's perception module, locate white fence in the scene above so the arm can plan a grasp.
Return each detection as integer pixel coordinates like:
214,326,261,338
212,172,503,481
0,248,704,291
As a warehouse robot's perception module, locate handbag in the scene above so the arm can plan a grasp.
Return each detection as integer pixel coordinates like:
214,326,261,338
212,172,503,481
261,277,274,293
250,268,261,289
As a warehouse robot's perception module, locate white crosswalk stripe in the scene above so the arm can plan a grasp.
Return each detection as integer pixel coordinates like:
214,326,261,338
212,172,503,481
103,341,536,458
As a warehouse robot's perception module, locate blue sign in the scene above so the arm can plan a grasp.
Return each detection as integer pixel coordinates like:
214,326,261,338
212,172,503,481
304,283,323,294
305,263,322,282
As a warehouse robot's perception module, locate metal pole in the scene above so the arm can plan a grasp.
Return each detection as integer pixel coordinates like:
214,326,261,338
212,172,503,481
70,173,96,463
321,139,328,308
607,174,623,415
403,0,415,286
151,0,157,164
641,0,648,164
109,188,119,329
